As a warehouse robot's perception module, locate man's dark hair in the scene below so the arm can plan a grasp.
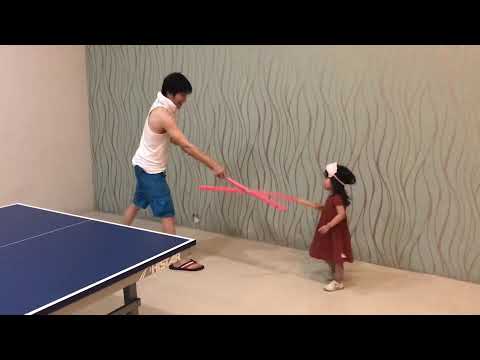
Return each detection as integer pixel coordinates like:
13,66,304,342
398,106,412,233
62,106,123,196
161,72,193,97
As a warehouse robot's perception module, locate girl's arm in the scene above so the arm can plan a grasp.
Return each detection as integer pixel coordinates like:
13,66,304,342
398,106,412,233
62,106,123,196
295,198,324,210
318,205,346,233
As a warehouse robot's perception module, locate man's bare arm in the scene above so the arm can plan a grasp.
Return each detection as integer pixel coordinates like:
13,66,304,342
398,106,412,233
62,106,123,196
149,109,225,177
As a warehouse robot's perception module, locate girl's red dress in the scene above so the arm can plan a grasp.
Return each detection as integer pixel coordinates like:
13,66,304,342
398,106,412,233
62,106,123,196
309,194,353,264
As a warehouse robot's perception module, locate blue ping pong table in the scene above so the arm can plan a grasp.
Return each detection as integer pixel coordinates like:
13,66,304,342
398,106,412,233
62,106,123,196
0,203,196,315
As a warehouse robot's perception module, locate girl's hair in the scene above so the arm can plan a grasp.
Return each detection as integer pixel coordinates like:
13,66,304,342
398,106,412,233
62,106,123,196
324,165,356,207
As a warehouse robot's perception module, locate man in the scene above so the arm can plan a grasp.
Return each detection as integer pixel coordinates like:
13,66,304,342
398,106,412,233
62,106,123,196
123,72,225,271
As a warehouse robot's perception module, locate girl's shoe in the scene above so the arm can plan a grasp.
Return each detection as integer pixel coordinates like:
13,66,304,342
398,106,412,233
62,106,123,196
324,280,344,292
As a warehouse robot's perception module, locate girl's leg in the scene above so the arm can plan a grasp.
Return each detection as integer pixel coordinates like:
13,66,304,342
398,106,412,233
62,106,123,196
334,262,344,283
328,262,335,278
324,261,345,291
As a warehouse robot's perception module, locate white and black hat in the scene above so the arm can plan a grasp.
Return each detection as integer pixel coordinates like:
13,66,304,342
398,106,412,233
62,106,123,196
325,162,356,186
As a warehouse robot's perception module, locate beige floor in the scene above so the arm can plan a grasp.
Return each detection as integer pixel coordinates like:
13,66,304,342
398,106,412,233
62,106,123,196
75,212,480,315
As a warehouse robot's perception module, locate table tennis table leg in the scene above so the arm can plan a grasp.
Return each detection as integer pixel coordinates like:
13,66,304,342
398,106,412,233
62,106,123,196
123,284,140,315
108,283,141,315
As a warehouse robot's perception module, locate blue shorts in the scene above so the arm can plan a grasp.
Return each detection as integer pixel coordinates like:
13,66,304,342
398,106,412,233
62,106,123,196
132,165,175,218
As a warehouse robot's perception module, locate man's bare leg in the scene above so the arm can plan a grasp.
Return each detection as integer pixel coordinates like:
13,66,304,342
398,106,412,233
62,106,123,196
123,204,140,226
161,217,204,270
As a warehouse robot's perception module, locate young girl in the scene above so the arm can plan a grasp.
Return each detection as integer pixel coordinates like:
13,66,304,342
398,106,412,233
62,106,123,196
306,162,356,292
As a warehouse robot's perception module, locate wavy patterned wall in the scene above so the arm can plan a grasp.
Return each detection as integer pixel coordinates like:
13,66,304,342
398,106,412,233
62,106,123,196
86,45,480,283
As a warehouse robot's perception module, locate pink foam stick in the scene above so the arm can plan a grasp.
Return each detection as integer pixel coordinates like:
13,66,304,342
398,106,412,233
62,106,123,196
254,196,288,211
199,179,289,211
225,177,250,193
237,190,297,203
199,183,309,210
198,185,243,193
225,178,288,211
266,192,300,203
198,185,288,201
269,192,322,209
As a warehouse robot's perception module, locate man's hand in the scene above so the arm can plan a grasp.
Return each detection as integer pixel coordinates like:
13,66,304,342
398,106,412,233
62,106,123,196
212,164,226,178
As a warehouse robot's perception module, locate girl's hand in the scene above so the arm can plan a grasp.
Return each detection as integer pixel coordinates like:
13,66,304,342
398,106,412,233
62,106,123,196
314,203,324,211
294,198,323,210
318,224,331,234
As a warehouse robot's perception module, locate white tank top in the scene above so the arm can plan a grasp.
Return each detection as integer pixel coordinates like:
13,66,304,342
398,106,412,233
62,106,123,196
132,92,177,174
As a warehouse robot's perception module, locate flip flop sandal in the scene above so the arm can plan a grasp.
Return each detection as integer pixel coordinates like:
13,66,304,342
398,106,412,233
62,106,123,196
169,259,205,272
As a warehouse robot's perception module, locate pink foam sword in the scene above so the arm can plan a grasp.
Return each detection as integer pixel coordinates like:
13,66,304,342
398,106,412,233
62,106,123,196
198,178,313,212
224,177,288,211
